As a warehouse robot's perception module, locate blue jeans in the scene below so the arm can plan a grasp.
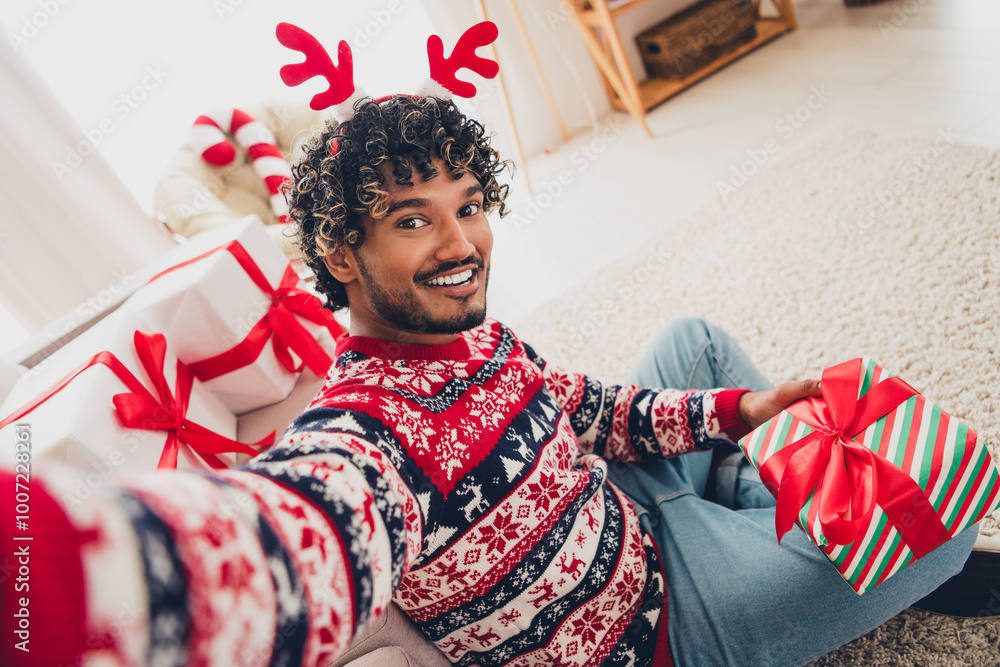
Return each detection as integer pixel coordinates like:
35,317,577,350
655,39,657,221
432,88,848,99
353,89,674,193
605,317,977,667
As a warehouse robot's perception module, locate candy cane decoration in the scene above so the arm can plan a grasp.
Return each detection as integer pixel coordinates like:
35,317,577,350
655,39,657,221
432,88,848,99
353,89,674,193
188,108,292,224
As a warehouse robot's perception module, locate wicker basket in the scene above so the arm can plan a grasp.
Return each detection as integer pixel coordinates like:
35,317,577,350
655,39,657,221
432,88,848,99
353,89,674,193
636,0,757,79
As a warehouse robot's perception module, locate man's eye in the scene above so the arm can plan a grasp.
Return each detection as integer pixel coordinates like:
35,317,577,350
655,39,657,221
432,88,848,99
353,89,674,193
397,217,428,229
459,203,482,217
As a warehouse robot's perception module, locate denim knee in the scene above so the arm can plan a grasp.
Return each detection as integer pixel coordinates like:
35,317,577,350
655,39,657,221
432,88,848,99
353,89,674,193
655,317,713,346
942,523,979,577
650,317,714,360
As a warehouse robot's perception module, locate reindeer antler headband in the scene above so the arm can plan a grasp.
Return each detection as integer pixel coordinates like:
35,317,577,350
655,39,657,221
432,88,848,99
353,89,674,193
275,21,500,124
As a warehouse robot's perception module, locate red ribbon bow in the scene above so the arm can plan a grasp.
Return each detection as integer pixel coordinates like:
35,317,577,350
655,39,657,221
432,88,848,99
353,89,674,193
147,240,344,381
758,358,951,559
0,331,271,470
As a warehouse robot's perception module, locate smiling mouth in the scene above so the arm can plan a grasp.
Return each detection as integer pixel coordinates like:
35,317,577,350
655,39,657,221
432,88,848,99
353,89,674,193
425,268,475,287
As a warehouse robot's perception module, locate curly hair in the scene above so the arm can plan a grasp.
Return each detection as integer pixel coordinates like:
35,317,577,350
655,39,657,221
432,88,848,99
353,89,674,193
288,96,510,311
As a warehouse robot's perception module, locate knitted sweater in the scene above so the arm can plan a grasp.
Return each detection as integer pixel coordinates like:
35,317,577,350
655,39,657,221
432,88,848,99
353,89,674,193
0,319,749,667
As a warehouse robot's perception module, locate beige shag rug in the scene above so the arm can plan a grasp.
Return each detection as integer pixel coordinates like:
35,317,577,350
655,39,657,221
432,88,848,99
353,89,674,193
515,128,1000,665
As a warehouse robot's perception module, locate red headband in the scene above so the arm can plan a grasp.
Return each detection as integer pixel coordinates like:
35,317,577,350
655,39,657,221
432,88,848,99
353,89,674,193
275,21,500,122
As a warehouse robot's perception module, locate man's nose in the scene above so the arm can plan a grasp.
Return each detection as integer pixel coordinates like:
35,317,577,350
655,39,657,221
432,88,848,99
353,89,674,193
434,216,476,261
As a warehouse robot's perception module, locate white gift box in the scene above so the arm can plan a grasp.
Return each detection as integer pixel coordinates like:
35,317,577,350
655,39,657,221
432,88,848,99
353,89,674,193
0,360,24,406
124,216,336,414
0,309,248,484
237,327,337,445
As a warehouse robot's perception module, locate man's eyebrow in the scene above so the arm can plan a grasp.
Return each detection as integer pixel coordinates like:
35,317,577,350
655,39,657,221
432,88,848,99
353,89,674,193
384,185,484,216
385,197,429,216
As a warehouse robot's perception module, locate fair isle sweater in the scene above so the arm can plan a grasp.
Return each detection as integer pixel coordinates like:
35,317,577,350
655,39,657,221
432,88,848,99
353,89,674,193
0,319,749,667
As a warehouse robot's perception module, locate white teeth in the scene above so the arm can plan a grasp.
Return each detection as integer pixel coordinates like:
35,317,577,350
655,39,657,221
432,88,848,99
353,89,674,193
428,269,474,287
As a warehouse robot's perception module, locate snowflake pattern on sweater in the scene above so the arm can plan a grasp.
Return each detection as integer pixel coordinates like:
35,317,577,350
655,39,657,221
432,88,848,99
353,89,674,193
44,319,741,667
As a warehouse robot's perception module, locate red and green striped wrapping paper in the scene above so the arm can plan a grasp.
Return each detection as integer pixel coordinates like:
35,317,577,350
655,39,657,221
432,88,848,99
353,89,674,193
738,358,1000,594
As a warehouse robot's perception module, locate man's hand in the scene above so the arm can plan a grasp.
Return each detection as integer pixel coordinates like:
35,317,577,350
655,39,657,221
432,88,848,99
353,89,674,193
737,380,823,431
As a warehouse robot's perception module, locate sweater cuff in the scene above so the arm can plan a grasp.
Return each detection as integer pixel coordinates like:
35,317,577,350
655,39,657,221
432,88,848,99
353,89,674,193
715,389,753,443
1,470,89,667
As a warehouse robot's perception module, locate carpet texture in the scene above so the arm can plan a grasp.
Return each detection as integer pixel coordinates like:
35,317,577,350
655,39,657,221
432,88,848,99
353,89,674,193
515,128,1000,665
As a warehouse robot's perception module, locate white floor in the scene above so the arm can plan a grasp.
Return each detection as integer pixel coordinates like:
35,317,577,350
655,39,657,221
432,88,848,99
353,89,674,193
487,0,1000,329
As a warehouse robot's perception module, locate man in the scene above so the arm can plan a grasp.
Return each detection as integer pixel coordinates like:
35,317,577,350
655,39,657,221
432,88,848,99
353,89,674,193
0,95,976,667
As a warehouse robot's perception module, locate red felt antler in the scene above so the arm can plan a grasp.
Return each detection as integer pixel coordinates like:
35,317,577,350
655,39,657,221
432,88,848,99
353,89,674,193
276,22,355,111
427,21,499,98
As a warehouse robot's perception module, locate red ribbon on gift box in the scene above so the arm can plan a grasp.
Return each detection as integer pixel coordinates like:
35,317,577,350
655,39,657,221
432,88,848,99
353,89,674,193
0,331,271,470
146,240,345,381
758,358,952,559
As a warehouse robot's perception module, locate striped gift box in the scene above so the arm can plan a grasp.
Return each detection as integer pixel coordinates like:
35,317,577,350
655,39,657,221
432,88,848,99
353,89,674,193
739,358,1000,594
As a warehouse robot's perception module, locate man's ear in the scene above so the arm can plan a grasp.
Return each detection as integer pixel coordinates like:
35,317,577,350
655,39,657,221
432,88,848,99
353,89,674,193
323,245,359,284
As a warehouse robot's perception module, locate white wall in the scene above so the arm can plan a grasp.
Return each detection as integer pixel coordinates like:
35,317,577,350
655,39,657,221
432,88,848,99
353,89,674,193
0,42,173,335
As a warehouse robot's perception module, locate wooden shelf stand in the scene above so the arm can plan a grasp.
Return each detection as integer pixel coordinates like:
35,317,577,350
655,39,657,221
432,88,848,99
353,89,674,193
560,0,797,136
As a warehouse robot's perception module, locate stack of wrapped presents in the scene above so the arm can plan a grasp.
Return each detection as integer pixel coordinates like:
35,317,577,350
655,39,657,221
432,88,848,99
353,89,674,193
0,216,344,482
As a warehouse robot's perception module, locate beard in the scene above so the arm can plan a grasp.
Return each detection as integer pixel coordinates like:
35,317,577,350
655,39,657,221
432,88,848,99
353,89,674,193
355,253,489,335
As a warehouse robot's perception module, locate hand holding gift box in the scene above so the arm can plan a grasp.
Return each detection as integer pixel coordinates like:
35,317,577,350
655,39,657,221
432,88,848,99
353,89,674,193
125,216,345,414
739,358,1000,594
0,309,270,484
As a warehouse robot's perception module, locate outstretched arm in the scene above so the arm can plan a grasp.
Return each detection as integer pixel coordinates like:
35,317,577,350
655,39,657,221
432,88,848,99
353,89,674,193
525,344,819,461
0,411,422,667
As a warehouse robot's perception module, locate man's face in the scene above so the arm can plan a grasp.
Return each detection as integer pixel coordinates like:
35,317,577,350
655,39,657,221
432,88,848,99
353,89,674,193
331,158,493,344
